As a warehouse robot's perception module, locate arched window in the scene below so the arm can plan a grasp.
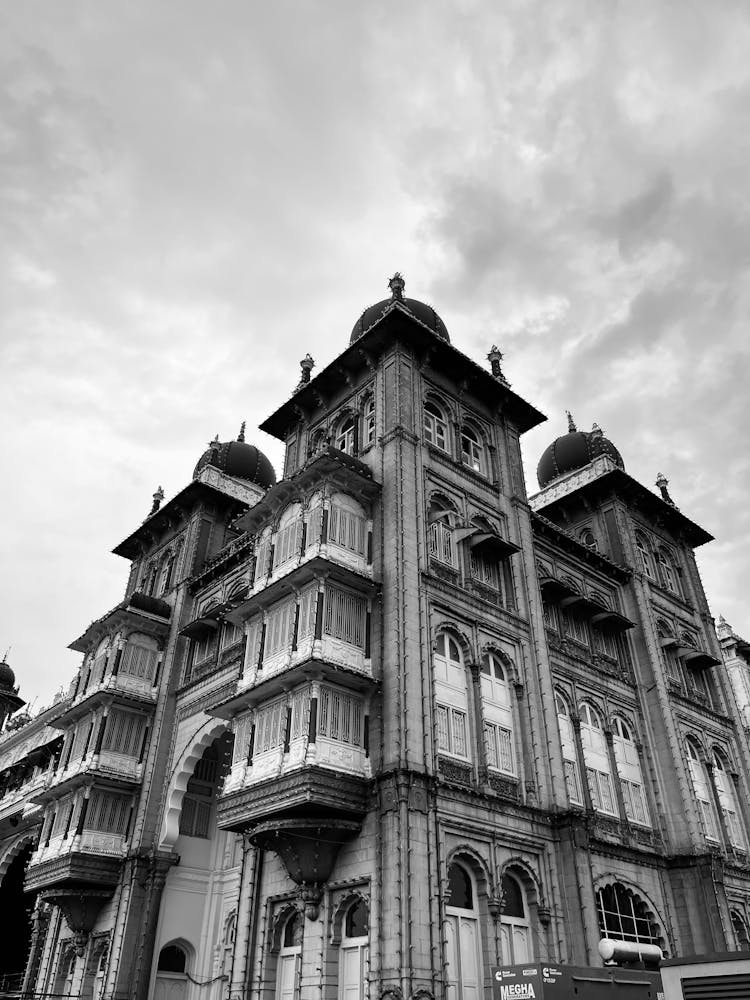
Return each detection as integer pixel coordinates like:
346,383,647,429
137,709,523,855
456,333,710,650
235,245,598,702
221,913,236,986
434,634,470,761
157,945,187,973
362,396,376,449
596,883,663,948
445,863,482,1000
339,900,369,1000
500,873,531,964
460,425,485,475
556,693,583,806
158,553,174,595
424,399,449,452
276,911,302,1000
274,503,304,571
328,493,367,558
713,750,746,849
579,704,616,815
580,527,598,551
635,532,656,581
307,428,326,458
686,739,721,842
428,499,456,567
731,909,750,950
612,718,650,826
657,548,680,595
60,949,77,998
335,415,356,456
481,654,515,775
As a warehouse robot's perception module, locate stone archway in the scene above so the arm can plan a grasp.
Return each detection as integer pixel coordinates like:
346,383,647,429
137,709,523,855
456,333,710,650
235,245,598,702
0,839,37,982
158,718,229,850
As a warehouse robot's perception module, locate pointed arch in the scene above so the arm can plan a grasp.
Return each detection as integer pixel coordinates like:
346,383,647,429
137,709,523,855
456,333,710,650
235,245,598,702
158,718,229,849
0,830,37,882
499,858,543,908
593,875,668,954
433,622,473,664
444,845,494,899
269,902,303,954
330,889,370,945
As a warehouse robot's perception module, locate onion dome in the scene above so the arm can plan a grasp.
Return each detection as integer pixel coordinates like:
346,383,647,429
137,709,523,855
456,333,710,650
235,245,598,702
350,272,450,345
0,659,16,691
537,413,625,489
193,423,276,488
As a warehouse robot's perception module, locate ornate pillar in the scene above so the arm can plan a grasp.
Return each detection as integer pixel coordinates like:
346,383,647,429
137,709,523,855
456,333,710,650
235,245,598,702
132,854,177,1000
468,663,488,783
228,835,259,1000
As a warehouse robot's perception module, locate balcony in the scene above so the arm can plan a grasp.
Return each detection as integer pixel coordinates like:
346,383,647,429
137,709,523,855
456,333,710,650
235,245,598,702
26,831,124,893
53,672,157,726
218,763,369,831
69,591,171,654
0,769,53,823
37,752,143,803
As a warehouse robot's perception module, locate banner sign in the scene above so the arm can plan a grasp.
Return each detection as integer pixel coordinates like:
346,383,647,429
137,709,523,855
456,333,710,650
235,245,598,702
491,963,664,1000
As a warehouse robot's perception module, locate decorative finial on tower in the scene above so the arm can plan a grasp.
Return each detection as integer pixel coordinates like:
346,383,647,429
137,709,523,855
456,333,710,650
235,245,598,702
149,486,165,516
566,411,577,433
296,353,315,392
237,421,246,443
656,472,675,507
487,346,509,385
388,272,405,301
213,433,219,443
590,421,603,439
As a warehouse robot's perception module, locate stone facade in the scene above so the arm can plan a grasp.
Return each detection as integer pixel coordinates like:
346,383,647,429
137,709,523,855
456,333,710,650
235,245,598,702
2,281,750,999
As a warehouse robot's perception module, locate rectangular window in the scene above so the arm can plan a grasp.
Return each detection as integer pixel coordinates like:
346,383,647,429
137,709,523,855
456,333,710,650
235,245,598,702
622,780,650,826
564,759,583,805
542,601,558,631
436,703,469,759
297,586,318,642
52,798,73,837
470,550,500,591
87,790,131,834
254,538,270,583
103,710,145,758
265,600,294,658
328,504,366,556
699,797,721,841
222,621,242,650
323,587,366,648
120,643,157,681
290,688,311,740
274,517,303,569
428,521,454,566
69,722,91,762
562,610,588,645
723,807,745,848
317,687,363,746
586,767,617,815
255,699,287,754
306,506,323,551
485,722,514,773
232,715,252,765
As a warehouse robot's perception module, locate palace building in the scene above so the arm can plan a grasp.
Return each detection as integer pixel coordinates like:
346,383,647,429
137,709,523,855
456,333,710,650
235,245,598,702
1,274,750,1000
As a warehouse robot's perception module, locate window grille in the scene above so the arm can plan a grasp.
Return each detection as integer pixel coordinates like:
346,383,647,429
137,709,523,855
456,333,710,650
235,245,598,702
436,705,468,758
70,722,91,762
87,791,131,834
103,711,145,758
265,600,295,658
318,687,363,746
324,587,366,648
290,688,311,740
120,643,157,681
621,780,649,825
306,504,323,551
297,586,318,642
232,715,252,765
564,760,583,804
586,767,617,814
255,699,287,754
428,520,454,566
328,503,366,555
596,883,662,947
274,514,303,570
485,722,513,772
254,536,271,583
52,799,73,837
470,549,499,590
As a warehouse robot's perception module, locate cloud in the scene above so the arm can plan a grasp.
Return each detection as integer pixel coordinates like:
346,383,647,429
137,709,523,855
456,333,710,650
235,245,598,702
2,0,750,705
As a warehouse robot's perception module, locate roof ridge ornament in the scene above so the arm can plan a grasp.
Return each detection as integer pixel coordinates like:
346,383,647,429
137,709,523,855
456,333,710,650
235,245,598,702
237,421,246,443
566,411,577,433
149,486,165,517
388,272,405,301
487,345,509,385
295,353,315,393
655,472,676,508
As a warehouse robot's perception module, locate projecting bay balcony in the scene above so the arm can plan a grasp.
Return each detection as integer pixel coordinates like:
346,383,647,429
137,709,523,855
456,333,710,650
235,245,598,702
69,592,171,654
218,763,369,832
25,832,125,893
0,770,53,822
36,752,143,803
53,672,158,726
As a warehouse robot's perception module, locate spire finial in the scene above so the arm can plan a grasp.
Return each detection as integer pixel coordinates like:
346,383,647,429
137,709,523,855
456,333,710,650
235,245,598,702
149,486,165,516
237,421,246,443
296,353,315,391
388,272,405,301
487,346,509,384
655,472,675,506
566,411,577,433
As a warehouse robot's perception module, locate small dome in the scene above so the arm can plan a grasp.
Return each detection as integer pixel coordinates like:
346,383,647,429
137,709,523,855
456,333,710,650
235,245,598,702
350,273,450,345
537,416,624,489
0,660,16,691
194,426,276,489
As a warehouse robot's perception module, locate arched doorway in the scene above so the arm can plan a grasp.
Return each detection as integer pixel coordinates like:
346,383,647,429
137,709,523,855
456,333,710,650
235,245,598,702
339,898,369,1000
0,842,37,987
276,910,302,1000
154,943,191,1000
445,863,482,1000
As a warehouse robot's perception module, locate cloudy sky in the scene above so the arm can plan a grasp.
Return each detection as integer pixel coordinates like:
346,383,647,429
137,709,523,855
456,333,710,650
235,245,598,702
2,1,749,711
